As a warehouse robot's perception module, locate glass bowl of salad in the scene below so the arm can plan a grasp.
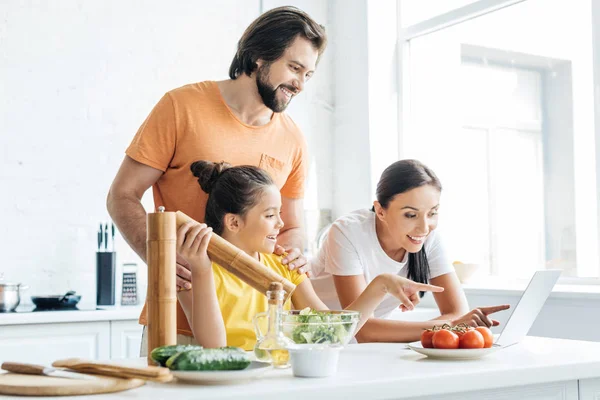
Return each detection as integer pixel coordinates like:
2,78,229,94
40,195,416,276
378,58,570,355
281,308,360,346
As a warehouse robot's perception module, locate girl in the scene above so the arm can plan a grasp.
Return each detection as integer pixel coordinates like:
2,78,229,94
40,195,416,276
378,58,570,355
175,160,443,349
310,159,510,343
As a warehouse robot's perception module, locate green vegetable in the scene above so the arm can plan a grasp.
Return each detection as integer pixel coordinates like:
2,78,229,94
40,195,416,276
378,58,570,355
165,347,250,371
150,344,203,366
288,308,357,345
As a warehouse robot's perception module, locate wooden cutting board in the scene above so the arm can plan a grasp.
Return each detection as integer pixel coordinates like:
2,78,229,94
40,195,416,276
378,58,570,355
0,372,145,396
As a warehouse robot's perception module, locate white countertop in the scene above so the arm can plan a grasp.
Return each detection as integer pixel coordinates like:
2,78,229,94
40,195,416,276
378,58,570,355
11,336,599,400
0,305,144,326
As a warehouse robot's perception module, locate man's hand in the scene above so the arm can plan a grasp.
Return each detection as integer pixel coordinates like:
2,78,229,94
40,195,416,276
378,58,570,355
274,245,311,276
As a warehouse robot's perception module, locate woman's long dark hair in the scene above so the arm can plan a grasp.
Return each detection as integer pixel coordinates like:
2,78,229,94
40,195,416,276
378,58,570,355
190,160,274,235
374,160,442,297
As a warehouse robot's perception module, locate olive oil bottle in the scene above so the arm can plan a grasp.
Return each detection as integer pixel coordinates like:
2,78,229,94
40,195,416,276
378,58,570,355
253,282,294,368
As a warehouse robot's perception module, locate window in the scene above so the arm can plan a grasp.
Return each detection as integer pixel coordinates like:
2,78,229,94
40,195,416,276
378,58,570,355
400,0,599,279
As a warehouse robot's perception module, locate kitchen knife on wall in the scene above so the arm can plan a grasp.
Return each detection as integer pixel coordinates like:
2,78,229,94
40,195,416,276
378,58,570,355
1,362,98,380
111,222,115,251
104,223,108,251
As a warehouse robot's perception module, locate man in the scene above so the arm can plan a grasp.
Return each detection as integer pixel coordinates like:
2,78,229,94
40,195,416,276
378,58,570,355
107,6,327,340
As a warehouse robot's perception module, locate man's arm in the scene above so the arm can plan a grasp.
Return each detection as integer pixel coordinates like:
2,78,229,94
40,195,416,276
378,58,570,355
275,196,310,273
278,196,305,249
107,156,162,262
108,156,194,290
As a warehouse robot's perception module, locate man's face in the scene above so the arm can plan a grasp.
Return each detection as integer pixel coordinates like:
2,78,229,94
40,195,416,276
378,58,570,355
256,36,319,112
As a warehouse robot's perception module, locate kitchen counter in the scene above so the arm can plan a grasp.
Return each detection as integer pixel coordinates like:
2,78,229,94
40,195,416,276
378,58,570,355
5,336,599,399
0,305,144,326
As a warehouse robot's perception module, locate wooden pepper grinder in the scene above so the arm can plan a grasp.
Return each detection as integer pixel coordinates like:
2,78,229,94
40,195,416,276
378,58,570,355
146,206,177,365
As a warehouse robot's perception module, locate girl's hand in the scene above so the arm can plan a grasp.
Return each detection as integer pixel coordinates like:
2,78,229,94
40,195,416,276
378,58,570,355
375,273,445,312
451,305,510,327
176,221,213,274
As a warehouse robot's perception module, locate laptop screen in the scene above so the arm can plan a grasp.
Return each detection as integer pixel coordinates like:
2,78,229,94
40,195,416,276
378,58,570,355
494,269,561,347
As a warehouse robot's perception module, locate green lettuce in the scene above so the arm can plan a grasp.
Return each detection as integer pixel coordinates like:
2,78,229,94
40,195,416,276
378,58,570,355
288,308,356,345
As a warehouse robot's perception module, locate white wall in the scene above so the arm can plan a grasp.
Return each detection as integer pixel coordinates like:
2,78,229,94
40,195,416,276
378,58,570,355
2,0,335,308
1,1,334,308
330,0,372,217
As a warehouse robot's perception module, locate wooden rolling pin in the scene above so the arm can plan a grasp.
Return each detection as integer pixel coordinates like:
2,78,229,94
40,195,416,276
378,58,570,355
146,207,177,365
175,210,296,302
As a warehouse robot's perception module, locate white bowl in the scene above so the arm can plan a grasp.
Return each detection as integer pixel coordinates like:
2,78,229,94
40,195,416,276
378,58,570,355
288,345,342,378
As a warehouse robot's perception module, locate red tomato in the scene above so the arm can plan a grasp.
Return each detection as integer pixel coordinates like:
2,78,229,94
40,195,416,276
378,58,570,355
432,329,459,349
475,327,494,348
421,330,435,348
459,330,484,349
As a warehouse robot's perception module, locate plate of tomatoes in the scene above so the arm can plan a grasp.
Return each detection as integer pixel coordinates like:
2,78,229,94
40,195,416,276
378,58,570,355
407,323,498,360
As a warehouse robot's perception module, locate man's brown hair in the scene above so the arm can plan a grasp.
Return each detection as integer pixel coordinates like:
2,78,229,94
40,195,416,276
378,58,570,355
229,6,327,79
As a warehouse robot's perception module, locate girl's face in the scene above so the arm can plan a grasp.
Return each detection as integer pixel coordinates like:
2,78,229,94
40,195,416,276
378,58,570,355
374,184,441,253
236,185,284,254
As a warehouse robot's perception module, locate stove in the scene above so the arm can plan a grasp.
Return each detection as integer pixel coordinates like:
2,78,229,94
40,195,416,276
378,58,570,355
2,305,103,313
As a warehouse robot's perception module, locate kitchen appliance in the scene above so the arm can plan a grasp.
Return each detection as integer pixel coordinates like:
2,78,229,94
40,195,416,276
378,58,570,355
146,207,177,365
31,291,81,310
121,263,138,305
494,269,561,348
0,283,29,312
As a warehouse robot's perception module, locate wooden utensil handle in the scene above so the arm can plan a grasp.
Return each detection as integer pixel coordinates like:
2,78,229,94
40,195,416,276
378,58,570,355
52,359,170,377
60,367,173,382
1,362,47,375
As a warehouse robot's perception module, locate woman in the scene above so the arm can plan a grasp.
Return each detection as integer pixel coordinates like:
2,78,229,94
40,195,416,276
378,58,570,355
170,160,443,349
311,159,509,343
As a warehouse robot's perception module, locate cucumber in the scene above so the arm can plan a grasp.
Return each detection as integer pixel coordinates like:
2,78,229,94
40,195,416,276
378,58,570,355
166,347,250,371
150,344,203,367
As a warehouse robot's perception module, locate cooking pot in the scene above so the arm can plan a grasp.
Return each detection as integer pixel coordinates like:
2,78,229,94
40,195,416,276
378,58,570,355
0,283,29,312
31,290,81,310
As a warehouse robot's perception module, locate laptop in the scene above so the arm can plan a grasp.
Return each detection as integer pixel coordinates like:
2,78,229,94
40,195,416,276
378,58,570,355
493,269,561,348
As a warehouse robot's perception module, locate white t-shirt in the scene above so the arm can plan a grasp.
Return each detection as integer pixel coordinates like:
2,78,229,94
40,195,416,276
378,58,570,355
310,209,454,319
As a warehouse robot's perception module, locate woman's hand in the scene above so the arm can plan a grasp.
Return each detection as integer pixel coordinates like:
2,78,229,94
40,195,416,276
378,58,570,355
375,273,445,312
176,221,213,275
451,305,511,327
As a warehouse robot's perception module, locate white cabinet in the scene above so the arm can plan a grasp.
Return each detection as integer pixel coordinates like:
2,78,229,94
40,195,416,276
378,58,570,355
411,381,580,400
0,321,110,365
110,320,143,359
579,378,600,400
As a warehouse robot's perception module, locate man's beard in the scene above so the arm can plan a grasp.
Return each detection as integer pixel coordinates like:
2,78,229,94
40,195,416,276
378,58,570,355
256,64,294,113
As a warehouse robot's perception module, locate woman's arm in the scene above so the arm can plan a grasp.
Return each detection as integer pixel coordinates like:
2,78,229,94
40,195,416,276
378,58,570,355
430,272,469,321
333,273,509,343
176,222,227,348
333,274,452,342
293,273,442,333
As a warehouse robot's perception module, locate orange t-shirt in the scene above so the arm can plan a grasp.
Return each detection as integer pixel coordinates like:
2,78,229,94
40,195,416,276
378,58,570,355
126,81,308,335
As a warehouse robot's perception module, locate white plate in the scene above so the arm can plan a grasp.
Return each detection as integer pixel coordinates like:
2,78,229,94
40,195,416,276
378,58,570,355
171,361,272,384
407,341,499,360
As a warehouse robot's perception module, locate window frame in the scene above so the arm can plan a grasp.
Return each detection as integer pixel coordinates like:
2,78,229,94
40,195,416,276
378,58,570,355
397,0,600,283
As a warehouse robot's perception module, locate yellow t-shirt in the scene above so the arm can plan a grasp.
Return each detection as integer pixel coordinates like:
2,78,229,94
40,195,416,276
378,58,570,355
213,253,306,350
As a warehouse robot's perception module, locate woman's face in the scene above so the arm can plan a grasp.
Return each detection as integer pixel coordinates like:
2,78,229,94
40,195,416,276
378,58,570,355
375,184,441,253
236,185,284,254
